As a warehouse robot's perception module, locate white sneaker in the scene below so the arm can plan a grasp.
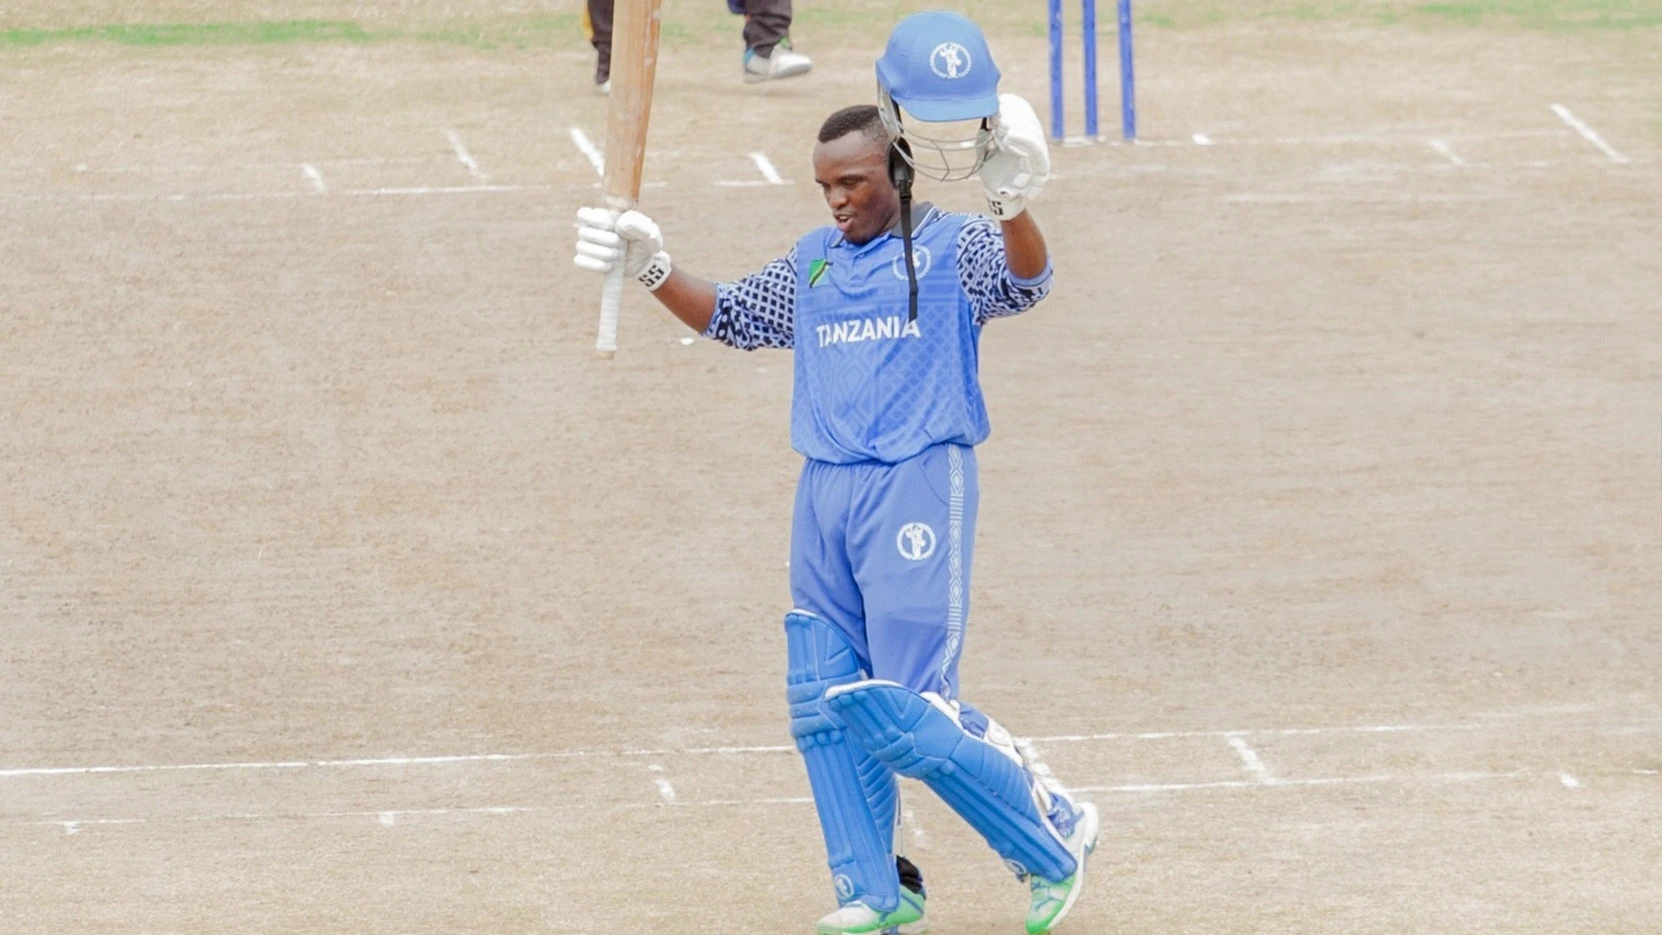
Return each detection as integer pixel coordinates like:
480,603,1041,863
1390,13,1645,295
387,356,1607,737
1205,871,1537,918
743,44,812,83
1025,800,1100,934
595,78,611,96
814,889,928,935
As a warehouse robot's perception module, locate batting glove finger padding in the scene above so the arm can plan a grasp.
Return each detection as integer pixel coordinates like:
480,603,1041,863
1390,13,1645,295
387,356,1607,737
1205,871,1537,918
981,94,1052,220
573,207,672,288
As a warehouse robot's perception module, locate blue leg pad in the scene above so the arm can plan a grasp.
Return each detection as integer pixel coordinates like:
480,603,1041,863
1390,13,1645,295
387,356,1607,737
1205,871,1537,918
786,612,901,912
824,680,1078,883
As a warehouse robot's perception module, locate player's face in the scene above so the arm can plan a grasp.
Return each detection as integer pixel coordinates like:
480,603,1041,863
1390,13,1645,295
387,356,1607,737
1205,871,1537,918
813,132,900,246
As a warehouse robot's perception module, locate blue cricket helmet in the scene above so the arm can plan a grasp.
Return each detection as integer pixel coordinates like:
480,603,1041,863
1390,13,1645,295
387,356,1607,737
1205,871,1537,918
876,11,1002,181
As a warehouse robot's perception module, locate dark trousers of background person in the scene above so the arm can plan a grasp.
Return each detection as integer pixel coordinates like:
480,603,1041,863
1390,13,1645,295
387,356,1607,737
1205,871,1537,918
591,0,794,82
728,0,794,56
586,0,615,84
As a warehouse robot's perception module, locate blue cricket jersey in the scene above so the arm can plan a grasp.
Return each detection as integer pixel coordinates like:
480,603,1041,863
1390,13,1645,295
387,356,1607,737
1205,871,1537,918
702,206,1051,464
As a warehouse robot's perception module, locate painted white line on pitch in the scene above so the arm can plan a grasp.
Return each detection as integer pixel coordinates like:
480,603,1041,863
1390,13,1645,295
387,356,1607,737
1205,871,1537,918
1227,736,1276,784
648,764,676,803
1550,105,1629,164
1075,770,1527,795
748,151,786,185
59,818,144,833
904,806,927,849
301,163,326,193
1428,138,1466,167
445,129,488,181
569,127,605,177
713,180,777,188
342,184,546,196
1559,773,1581,789
8,718,1657,779
245,157,433,169
0,771,1567,829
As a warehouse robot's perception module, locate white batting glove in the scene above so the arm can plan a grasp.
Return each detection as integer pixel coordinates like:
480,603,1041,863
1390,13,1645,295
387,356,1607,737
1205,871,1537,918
981,94,1051,221
573,206,674,290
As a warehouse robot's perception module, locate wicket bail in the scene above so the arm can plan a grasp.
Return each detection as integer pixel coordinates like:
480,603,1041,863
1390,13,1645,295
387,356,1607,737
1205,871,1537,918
1048,0,1136,142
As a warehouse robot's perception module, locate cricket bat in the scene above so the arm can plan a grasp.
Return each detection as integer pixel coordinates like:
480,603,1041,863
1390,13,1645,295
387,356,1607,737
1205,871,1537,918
594,0,665,359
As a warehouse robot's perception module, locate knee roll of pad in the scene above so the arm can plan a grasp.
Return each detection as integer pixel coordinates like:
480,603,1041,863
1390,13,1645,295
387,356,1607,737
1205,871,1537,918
784,612,901,912
824,679,1078,883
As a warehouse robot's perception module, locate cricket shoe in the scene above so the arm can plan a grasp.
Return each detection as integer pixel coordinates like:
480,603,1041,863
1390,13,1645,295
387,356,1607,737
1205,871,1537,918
815,883,928,935
1024,798,1100,934
743,41,813,83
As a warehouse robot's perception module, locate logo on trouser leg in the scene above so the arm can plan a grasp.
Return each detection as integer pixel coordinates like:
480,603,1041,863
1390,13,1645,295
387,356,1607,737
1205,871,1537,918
896,523,937,561
835,874,855,901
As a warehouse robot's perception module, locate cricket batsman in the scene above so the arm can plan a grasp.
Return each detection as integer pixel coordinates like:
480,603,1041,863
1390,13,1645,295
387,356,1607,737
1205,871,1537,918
572,12,1099,934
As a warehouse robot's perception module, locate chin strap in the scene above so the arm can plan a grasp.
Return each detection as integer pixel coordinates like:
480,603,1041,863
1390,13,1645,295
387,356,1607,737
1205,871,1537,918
891,148,918,323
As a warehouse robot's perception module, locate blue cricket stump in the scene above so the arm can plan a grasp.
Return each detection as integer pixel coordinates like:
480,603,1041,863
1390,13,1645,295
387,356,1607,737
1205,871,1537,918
1048,0,1136,142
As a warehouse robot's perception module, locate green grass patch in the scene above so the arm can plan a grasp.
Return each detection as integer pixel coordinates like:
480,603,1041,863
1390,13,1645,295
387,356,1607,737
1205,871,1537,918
1127,0,1662,30
1414,0,1662,28
0,20,375,48
1,0,1654,55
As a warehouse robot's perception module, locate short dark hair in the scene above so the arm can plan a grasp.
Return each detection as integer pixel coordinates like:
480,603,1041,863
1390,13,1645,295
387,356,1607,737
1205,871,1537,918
817,105,889,148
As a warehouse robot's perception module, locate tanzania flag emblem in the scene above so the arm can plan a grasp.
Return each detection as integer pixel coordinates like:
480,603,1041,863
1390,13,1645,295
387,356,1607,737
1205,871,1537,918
808,258,831,288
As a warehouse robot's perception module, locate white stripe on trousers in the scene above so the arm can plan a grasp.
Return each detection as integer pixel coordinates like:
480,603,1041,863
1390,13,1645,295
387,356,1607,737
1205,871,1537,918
942,444,966,687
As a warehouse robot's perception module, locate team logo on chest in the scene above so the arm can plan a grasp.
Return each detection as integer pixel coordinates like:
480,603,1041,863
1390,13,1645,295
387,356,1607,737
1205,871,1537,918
896,522,937,561
930,42,972,79
891,244,932,281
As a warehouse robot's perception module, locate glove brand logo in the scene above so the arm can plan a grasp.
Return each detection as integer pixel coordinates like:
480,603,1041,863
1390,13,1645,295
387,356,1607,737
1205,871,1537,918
890,245,932,281
930,42,972,79
896,523,937,561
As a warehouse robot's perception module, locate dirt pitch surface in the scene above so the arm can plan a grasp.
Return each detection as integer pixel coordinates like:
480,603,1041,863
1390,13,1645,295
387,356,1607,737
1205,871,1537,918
2,4,1659,933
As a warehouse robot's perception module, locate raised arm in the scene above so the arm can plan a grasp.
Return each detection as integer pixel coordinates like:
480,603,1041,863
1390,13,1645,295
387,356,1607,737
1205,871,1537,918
574,207,795,349
975,93,1053,301
958,217,1053,324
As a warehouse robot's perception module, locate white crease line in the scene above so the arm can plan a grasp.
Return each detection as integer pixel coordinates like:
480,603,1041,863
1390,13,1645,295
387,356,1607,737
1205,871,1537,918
1,185,550,204
648,764,676,803
713,180,776,188
1227,736,1276,784
569,126,605,177
904,806,927,849
301,163,326,193
1225,192,1498,205
620,796,813,809
747,151,786,185
1550,104,1629,164
245,157,432,169
1076,770,1527,794
26,772,1541,830
1559,773,1581,789
1428,138,1465,167
445,129,487,181
342,184,545,196
8,720,1657,779
1094,129,1565,148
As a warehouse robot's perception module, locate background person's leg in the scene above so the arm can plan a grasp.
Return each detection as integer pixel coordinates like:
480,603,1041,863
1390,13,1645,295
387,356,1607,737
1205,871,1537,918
741,0,792,56
585,0,614,87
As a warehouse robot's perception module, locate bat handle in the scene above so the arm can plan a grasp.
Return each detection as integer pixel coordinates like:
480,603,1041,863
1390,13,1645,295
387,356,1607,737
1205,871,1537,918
595,264,625,359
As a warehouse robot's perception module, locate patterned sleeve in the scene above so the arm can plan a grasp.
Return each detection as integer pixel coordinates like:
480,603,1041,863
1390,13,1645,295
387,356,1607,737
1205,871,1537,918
956,216,1053,325
702,247,797,351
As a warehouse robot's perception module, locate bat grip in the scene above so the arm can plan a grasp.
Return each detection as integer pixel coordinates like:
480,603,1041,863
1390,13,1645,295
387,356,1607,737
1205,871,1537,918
595,264,625,359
